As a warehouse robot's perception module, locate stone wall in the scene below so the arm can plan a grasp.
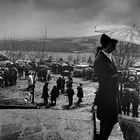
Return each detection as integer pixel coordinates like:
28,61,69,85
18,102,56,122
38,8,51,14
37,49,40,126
119,115,140,140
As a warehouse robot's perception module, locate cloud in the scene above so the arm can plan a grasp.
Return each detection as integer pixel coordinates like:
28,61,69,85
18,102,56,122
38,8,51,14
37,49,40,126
0,0,140,38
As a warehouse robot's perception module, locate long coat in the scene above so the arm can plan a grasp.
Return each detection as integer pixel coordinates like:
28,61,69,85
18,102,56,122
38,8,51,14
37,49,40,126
94,51,119,122
77,86,83,98
66,88,74,97
42,85,49,98
51,86,59,100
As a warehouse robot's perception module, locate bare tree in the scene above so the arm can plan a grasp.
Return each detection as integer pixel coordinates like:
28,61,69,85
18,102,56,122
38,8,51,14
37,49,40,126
4,38,25,62
6,51,25,62
40,28,48,60
67,55,73,62
113,42,137,71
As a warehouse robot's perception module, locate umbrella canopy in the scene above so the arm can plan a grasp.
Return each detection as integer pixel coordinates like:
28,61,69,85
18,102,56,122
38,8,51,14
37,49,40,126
94,25,140,45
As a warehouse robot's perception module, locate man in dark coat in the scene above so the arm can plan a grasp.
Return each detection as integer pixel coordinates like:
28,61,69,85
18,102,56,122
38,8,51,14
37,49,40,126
93,34,119,140
121,88,132,116
42,82,49,107
56,77,62,92
61,76,65,94
50,85,59,106
131,90,139,117
66,75,73,89
77,83,83,105
66,86,75,107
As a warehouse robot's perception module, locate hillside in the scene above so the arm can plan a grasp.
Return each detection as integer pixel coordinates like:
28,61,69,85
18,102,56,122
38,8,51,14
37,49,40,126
0,36,100,53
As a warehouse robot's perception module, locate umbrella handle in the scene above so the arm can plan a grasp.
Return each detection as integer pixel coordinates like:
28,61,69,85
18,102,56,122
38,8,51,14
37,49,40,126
92,107,97,140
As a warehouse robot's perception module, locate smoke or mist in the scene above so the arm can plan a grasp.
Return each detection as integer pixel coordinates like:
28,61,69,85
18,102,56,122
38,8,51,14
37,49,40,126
0,0,140,38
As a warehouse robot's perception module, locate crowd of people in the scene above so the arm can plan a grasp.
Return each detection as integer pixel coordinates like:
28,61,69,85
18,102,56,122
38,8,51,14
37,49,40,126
41,75,83,108
26,72,84,108
0,66,18,87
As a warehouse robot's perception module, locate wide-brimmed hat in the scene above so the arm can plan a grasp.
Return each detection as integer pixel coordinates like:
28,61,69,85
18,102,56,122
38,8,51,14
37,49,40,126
100,34,118,47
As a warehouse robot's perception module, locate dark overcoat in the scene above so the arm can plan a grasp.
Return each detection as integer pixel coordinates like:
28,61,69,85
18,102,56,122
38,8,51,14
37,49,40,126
42,85,49,98
94,51,119,122
51,86,59,100
66,88,74,97
77,86,83,98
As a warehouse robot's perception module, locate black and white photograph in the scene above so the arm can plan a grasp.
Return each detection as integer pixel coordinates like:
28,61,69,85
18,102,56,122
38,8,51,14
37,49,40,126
0,0,140,140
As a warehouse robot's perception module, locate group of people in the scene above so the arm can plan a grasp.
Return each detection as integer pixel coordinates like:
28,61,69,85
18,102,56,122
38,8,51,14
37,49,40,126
41,75,83,108
0,66,18,88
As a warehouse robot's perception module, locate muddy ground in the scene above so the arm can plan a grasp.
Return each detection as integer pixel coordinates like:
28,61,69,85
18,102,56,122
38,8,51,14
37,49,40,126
0,74,124,140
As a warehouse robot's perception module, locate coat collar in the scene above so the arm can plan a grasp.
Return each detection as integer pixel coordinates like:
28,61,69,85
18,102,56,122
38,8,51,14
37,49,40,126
99,51,117,69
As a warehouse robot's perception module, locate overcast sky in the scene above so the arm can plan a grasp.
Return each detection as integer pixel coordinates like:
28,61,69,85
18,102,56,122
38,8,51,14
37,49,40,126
0,0,140,39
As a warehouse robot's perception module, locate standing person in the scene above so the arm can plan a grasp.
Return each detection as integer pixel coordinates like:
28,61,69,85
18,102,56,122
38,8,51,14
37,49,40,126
121,89,131,116
56,77,62,92
0,76,3,88
131,90,139,117
27,72,34,91
47,73,51,81
66,75,73,89
77,83,83,105
50,85,59,106
24,67,29,79
47,69,51,81
61,76,65,94
31,72,36,103
93,34,119,140
66,86,75,107
42,82,49,107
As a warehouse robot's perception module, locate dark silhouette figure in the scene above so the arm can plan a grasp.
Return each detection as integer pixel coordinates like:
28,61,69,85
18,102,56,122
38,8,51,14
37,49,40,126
47,73,51,81
77,83,83,105
42,82,49,107
50,85,59,106
93,34,119,140
56,77,62,92
131,90,139,117
66,87,74,107
121,89,131,116
66,75,73,89
61,76,65,94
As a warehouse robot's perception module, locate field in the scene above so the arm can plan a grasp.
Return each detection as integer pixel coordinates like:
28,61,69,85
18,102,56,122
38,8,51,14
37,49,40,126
0,73,124,140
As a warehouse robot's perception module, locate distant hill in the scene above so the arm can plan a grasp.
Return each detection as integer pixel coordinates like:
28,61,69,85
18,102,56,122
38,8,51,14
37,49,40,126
0,35,100,53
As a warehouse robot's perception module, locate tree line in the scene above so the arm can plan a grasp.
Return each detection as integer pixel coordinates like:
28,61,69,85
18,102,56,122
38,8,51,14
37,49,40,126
0,37,98,53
